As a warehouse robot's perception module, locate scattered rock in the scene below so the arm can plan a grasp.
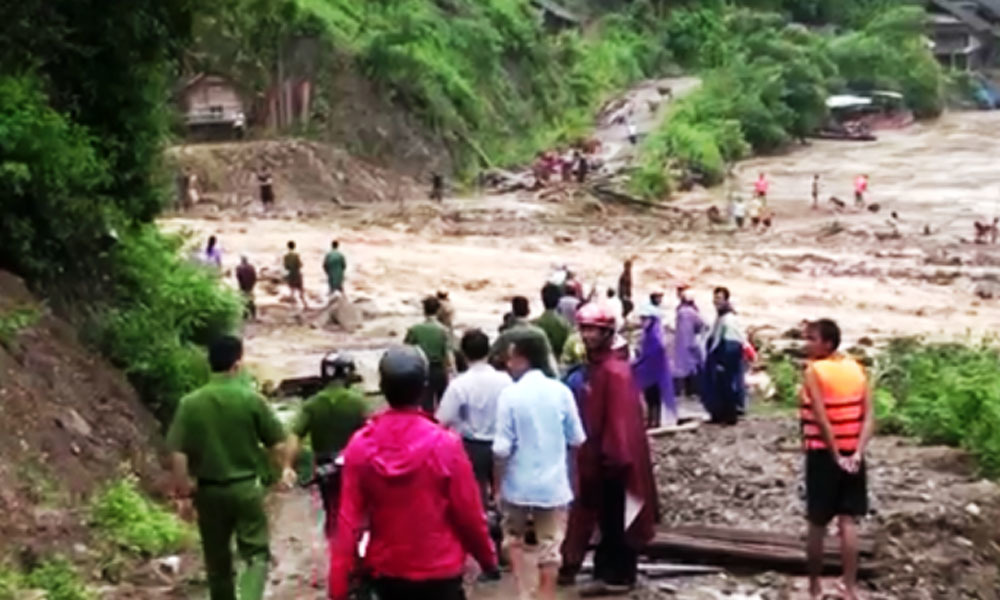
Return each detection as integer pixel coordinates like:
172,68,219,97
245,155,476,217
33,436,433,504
965,502,981,517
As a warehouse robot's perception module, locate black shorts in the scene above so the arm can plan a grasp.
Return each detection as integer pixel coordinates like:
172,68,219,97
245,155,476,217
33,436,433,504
805,450,868,525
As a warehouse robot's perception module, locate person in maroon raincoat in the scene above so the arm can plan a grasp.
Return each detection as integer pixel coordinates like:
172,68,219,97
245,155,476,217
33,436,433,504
559,303,660,596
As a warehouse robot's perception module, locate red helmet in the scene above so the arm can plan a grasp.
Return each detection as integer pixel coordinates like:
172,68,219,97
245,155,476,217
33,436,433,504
576,303,616,330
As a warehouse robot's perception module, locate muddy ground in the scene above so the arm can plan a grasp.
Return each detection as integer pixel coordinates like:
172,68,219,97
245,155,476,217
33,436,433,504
159,110,1000,599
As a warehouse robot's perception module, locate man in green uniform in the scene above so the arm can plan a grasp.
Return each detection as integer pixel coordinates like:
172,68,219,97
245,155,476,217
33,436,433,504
403,296,452,411
287,353,370,537
533,283,572,359
323,240,346,295
490,296,556,377
167,335,295,600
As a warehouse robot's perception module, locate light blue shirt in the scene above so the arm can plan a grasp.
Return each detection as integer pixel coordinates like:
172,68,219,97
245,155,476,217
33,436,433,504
492,369,586,508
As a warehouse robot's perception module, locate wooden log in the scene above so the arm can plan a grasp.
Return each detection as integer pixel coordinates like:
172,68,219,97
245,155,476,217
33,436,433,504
664,525,875,557
647,419,701,437
643,532,878,577
580,561,723,578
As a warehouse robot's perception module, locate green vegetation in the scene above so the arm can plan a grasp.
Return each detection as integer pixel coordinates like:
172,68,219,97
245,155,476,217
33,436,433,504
0,559,94,600
766,353,802,406
1,2,242,422
874,338,1000,476
91,477,195,557
0,306,41,351
633,3,945,198
194,0,675,175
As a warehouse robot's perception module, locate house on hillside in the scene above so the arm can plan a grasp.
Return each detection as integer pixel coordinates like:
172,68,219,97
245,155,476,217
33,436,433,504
530,0,580,32
178,74,246,138
927,0,1000,69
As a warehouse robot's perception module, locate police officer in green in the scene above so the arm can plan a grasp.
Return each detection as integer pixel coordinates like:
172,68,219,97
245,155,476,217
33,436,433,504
403,295,453,411
286,352,370,537
167,335,295,600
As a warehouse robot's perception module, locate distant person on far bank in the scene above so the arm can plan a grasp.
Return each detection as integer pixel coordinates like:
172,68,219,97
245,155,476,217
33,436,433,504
431,172,445,202
257,165,275,209
235,255,258,320
800,319,874,600
323,240,346,296
283,241,308,309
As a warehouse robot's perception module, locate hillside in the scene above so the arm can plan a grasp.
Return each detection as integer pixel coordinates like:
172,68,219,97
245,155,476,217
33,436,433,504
0,271,167,569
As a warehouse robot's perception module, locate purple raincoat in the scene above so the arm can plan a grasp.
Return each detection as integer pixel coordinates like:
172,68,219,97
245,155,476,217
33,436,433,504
674,301,705,378
632,315,677,423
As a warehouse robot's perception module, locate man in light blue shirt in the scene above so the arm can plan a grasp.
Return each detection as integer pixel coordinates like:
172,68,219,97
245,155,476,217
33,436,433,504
493,334,586,600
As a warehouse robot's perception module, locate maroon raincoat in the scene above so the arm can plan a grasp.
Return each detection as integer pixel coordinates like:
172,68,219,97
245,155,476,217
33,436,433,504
562,350,660,568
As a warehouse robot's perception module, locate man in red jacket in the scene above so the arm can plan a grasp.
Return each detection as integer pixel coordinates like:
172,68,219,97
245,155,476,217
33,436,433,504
329,346,498,600
560,303,660,596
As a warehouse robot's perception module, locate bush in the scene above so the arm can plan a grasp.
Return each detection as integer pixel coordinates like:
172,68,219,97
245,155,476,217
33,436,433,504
766,354,802,406
90,227,242,421
23,559,93,600
91,477,194,556
874,338,1000,476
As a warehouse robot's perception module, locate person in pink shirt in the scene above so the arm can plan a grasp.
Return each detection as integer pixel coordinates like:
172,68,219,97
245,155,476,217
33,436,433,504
754,172,769,202
854,174,869,206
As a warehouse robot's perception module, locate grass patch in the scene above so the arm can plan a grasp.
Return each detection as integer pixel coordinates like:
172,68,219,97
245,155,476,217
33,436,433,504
0,306,41,351
0,559,94,600
765,353,802,407
91,477,194,557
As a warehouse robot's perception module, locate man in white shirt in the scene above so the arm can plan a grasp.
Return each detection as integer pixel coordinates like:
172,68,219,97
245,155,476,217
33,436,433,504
493,335,586,600
436,329,513,505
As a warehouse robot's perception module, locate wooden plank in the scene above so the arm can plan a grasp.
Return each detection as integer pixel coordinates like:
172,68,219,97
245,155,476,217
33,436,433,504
647,419,701,437
664,525,876,557
643,533,878,577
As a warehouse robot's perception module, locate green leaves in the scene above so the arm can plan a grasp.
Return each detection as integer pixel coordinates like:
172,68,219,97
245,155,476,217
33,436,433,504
91,477,195,556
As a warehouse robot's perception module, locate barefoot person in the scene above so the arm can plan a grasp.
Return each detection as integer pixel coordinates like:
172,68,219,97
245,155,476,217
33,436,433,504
493,335,586,600
801,319,875,600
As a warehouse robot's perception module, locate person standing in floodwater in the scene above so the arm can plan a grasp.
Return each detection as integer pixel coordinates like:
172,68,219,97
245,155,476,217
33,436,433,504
811,174,821,209
323,240,346,296
754,172,769,203
283,241,308,309
854,174,869,206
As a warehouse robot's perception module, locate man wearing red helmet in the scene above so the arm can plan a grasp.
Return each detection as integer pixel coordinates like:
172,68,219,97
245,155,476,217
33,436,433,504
559,303,659,596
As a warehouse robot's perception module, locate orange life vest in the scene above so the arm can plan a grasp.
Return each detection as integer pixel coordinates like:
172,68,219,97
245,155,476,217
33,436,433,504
800,356,867,452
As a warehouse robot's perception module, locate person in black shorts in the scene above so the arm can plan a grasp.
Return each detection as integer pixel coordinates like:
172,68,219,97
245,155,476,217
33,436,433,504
800,319,875,600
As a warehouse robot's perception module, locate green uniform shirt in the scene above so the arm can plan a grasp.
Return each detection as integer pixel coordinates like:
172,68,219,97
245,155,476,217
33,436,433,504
291,386,369,458
323,250,346,290
490,319,557,376
533,310,572,357
167,374,286,482
404,318,451,365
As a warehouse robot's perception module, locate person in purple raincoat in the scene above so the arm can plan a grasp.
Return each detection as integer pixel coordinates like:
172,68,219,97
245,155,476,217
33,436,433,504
673,284,706,400
633,303,676,428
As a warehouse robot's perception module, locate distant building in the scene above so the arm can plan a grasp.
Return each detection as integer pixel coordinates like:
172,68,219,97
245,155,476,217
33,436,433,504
178,74,246,138
529,0,581,32
927,0,1000,70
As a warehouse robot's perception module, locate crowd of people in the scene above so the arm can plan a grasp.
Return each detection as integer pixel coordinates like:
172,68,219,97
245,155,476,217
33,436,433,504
167,257,874,600
727,172,872,233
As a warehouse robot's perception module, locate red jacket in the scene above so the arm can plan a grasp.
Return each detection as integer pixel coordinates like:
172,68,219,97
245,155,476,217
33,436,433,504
328,408,496,599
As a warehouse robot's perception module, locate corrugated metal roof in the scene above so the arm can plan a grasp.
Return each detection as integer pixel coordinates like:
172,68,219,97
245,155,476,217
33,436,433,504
929,0,996,33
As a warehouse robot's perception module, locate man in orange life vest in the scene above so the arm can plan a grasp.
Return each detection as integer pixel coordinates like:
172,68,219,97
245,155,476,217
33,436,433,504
800,319,875,600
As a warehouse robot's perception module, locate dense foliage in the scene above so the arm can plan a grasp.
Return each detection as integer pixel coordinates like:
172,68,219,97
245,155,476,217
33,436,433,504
0,559,94,600
874,338,1000,477
633,3,945,198
0,3,241,421
91,477,195,556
